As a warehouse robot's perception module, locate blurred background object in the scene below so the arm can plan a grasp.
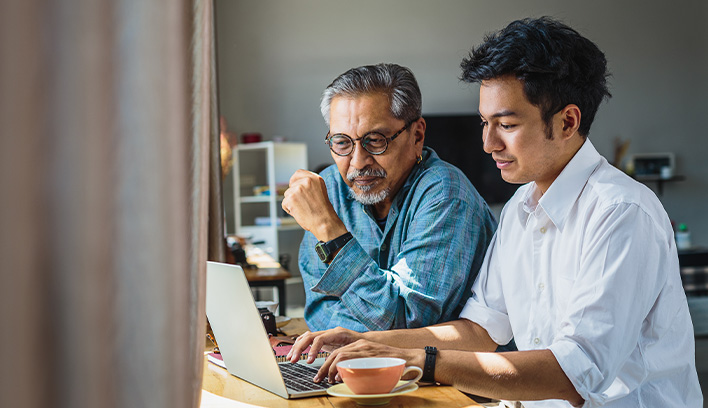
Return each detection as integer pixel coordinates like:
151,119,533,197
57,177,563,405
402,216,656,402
220,116,236,178
0,1,222,408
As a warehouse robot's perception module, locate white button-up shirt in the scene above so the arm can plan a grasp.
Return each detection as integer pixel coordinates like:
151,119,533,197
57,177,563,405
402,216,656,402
460,140,702,407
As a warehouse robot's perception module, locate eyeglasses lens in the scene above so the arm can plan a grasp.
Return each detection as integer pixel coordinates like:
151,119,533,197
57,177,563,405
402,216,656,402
329,133,388,156
329,135,353,155
362,134,386,153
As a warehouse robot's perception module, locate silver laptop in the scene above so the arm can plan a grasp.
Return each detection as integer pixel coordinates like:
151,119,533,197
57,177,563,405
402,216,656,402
206,261,333,398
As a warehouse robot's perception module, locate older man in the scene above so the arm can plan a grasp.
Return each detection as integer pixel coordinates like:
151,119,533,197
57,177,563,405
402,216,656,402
287,19,702,407
281,63,496,332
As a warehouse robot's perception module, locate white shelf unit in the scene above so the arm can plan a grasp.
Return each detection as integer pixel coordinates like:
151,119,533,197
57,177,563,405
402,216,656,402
232,142,308,265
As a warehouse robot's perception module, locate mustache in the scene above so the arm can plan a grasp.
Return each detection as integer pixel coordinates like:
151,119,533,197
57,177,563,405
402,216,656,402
492,155,515,162
346,167,387,182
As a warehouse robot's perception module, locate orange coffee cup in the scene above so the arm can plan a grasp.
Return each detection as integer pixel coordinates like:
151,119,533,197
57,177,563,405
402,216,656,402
336,357,423,395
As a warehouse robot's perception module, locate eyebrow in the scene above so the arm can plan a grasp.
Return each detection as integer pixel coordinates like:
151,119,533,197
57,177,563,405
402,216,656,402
478,109,518,119
332,125,392,136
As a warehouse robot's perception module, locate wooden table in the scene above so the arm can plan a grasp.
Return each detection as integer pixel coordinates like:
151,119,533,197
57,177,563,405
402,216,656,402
202,318,482,408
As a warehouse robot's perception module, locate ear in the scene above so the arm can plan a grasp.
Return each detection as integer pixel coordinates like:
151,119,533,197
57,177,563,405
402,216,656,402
559,104,581,140
413,117,426,150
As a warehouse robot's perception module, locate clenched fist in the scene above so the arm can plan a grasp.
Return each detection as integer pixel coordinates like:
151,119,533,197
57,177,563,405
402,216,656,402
281,170,348,242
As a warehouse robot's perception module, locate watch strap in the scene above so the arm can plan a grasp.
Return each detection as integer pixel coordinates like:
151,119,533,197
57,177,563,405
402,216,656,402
326,231,353,251
422,346,437,383
316,231,353,263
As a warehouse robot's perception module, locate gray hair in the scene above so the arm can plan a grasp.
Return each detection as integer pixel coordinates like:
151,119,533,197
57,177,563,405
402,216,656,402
320,63,422,126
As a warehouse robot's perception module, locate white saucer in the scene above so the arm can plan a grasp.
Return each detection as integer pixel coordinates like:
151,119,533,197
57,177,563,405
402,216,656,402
275,316,291,328
326,381,418,405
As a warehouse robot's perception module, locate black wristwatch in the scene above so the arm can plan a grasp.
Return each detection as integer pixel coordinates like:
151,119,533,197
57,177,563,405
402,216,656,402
422,346,437,383
315,232,353,263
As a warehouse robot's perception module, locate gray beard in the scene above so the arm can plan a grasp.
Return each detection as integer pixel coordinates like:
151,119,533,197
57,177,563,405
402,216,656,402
346,167,389,205
348,186,390,205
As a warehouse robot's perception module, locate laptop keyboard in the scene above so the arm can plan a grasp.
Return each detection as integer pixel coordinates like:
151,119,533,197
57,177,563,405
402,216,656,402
278,363,337,392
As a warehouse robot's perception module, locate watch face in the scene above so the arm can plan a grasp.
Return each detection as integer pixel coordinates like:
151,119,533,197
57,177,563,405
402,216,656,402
315,243,329,262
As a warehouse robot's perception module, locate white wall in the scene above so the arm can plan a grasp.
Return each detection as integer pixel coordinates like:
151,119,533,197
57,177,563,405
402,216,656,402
216,0,708,245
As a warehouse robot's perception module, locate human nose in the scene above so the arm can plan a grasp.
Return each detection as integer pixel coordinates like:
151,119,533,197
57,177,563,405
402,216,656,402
349,140,374,168
482,126,503,154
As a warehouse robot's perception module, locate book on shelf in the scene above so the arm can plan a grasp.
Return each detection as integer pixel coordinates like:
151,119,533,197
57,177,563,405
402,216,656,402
254,216,298,227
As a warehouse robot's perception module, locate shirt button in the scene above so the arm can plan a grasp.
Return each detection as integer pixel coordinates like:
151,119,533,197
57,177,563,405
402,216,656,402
534,338,541,345
540,227,547,234
538,283,545,291
381,243,387,251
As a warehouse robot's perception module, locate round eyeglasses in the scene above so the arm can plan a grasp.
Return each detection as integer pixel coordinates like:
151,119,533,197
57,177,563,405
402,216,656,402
325,119,416,156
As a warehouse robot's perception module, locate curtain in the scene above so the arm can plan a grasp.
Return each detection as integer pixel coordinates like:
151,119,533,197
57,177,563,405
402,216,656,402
0,1,219,407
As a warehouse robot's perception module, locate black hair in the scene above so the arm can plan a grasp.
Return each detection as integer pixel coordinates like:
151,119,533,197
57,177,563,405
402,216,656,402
461,17,611,137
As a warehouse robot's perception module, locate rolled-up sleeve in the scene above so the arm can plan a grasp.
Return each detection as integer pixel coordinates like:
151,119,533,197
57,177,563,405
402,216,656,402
549,339,607,407
459,233,514,346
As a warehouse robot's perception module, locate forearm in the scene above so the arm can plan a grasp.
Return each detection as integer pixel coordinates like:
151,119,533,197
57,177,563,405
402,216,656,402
312,326,581,405
305,322,497,384
436,349,582,405
364,319,498,352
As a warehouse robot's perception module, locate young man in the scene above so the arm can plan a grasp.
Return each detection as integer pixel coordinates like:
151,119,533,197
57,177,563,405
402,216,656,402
281,63,497,332
287,18,703,407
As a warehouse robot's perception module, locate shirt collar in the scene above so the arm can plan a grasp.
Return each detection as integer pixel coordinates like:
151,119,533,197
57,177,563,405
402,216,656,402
517,138,603,232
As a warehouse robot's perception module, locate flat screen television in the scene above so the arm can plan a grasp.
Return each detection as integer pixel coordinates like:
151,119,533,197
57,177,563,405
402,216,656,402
423,114,518,205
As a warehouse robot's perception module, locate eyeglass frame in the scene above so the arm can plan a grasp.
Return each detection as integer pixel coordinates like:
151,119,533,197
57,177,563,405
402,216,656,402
324,118,419,156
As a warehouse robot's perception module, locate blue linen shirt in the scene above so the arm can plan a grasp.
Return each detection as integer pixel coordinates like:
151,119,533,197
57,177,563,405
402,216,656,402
300,147,497,332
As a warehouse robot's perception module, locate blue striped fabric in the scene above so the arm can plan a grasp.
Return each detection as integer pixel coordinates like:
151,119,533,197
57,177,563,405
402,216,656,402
299,147,498,332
